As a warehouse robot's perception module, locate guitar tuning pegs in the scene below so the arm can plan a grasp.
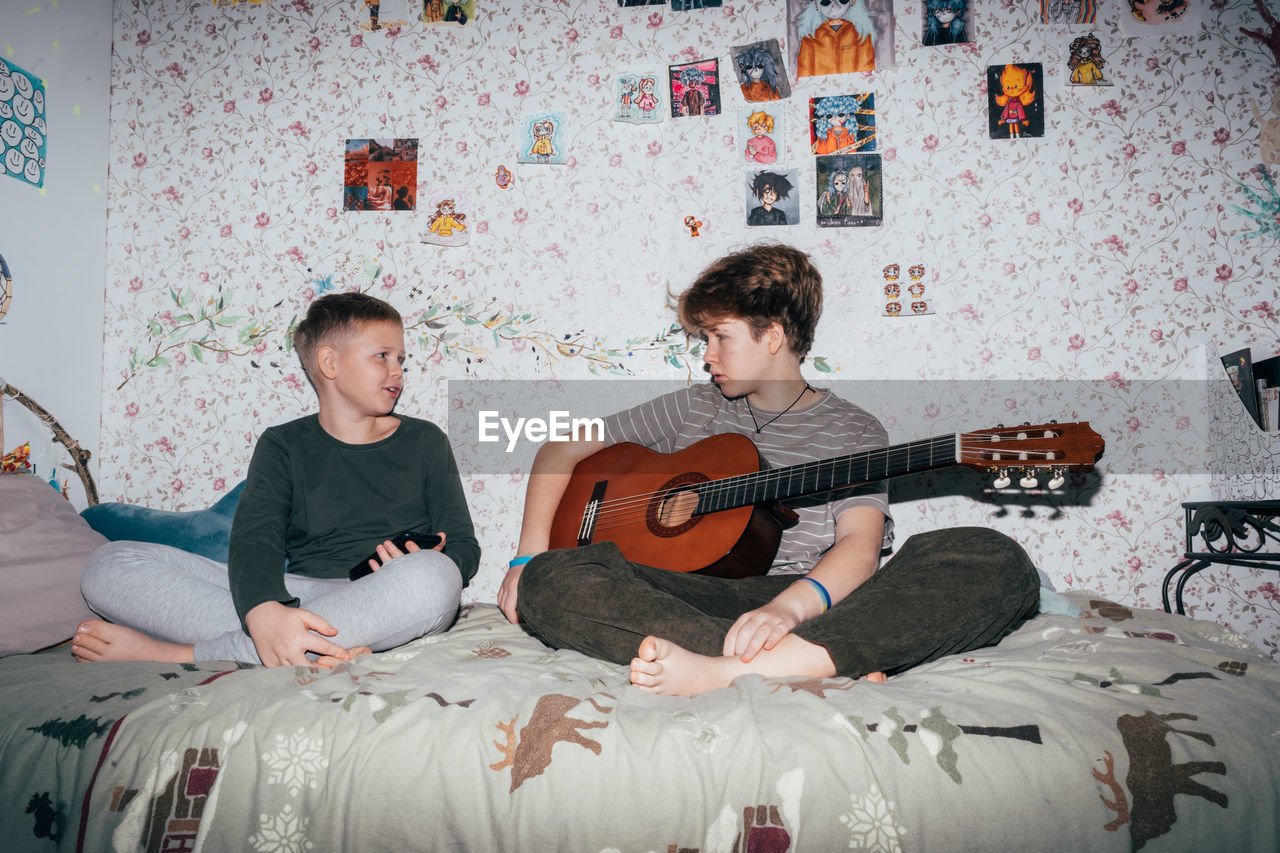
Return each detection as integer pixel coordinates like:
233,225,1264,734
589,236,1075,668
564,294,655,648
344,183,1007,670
993,469,1011,489
1047,468,1066,490
1019,469,1038,489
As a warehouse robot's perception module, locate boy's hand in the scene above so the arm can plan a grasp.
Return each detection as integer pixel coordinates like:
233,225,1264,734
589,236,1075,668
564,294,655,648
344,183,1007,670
245,601,349,667
722,600,805,663
497,563,523,623
369,531,447,571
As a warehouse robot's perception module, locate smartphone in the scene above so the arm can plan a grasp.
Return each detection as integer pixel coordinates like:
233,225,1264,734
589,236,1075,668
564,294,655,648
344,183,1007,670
348,531,442,580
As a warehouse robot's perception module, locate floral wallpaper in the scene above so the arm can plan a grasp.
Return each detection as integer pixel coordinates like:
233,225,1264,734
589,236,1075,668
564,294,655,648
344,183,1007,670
101,0,1279,657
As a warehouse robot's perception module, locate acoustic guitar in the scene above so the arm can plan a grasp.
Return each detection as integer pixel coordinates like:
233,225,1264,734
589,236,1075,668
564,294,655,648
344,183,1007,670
548,422,1105,578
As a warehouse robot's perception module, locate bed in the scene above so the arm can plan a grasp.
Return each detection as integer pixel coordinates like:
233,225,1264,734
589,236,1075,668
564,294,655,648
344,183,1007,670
3,390,1280,851
3,582,1280,850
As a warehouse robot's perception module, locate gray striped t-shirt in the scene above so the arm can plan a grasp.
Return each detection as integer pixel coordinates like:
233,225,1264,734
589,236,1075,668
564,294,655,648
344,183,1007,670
602,384,895,575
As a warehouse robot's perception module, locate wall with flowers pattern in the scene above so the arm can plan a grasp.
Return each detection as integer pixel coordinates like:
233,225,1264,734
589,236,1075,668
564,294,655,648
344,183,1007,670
100,0,1280,657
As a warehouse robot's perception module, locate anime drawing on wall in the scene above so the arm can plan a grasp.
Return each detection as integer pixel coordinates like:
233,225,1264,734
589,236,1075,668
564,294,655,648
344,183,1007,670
742,107,783,165
816,153,882,227
421,0,473,26
882,263,934,315
669,60,721,118
518,113,567,165
987,64,1044,141
787,0,896,78
810,93,876,155
731,40,791,102
343,138,418,211
1065,33,1113,85
745,170,800,227
922,0,970,46
1120,0,1202,34
671,0,722,8
421,189,471,247
1040,0,1097,24
615,72,663,124
1,57,47,189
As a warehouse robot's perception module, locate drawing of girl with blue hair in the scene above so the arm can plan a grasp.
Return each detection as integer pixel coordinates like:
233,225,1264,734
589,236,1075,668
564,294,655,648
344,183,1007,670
922,0,967,45
810,93,874,155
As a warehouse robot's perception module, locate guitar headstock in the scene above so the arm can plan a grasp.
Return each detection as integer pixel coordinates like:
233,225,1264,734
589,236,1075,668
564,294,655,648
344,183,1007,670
960,421,1104,489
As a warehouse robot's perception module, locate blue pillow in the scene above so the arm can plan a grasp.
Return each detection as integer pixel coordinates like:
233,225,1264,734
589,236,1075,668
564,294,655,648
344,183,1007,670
80,481,244,563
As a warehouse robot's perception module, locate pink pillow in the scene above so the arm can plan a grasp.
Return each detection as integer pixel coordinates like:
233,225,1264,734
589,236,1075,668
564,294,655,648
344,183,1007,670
0,475,105,656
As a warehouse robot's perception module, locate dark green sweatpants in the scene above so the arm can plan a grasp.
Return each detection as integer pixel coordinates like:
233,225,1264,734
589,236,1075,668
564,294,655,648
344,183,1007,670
517,526,1040,678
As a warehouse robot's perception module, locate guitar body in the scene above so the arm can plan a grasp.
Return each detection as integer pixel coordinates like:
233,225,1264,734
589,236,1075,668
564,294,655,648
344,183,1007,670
547,433,797,577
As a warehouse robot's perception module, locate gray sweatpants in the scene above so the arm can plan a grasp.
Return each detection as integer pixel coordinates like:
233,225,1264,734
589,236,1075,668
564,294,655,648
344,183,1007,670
81,541,463,664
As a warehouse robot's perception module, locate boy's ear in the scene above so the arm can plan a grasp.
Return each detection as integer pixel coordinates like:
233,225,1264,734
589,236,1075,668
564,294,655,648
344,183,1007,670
766,322,787,355
316,345,339,380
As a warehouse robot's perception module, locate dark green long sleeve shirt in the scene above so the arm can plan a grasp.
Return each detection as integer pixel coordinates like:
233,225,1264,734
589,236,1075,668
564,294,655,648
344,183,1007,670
228,415,480,626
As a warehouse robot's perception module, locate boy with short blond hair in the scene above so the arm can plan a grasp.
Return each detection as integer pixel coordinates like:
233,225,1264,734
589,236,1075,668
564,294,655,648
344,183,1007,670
76,292,479,667
499,243,1038,695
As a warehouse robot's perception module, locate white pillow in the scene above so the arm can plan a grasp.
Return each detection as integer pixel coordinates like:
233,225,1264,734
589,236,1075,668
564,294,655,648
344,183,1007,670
0,475,104,655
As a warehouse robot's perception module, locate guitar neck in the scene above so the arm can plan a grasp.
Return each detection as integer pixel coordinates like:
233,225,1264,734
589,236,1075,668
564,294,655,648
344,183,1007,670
695,433,959,514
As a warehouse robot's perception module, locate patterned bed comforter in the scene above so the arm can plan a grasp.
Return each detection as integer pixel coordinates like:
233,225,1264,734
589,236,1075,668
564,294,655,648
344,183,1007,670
2,594,1278,852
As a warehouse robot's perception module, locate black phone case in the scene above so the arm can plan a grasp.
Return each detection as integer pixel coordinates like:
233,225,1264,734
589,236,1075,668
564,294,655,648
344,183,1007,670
348,532,442,580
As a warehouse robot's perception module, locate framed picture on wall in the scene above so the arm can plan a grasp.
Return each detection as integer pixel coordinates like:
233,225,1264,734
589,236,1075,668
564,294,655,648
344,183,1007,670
1221,348,1262,429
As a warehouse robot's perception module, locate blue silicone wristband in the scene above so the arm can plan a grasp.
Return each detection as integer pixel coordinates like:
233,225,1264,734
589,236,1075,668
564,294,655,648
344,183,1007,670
508,555,535,569
797,576,832,612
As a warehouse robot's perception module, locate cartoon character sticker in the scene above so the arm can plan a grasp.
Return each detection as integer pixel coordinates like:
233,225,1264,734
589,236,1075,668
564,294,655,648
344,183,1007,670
882,263,935,316
816,153,882,227
635,75,662,120
421,189,471,247
730,40,791,102
809,93,876,155
788,0,897,78
517,112,567,165
742,107,783,165
1065,33,1113,86
1,57,47,188
923,0,970,45
987,64,1044,141
615,71,663,124
745,169,800,226
669,59,721,118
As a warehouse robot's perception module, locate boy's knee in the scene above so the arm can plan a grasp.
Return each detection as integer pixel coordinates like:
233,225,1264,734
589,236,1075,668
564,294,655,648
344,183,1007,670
81,541,147,602
388,550,463,611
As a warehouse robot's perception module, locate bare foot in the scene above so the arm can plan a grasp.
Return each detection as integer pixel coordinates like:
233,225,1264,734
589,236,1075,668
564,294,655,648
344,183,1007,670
71,620,195,664
630,636,742,695
314,645,373,669
630,636,887,696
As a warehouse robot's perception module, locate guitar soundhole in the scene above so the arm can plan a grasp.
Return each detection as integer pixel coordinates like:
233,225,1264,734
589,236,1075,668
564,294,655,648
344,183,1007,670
647,472,708,538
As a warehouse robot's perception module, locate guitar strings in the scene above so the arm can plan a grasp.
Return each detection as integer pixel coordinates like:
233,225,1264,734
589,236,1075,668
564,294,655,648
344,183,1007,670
580,431,1069,534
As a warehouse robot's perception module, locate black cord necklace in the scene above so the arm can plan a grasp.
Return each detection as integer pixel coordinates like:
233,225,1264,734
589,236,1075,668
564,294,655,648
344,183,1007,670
747,383,815,434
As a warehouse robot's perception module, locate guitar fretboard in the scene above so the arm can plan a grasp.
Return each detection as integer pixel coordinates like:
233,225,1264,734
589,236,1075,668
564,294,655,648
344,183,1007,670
694,433,959,514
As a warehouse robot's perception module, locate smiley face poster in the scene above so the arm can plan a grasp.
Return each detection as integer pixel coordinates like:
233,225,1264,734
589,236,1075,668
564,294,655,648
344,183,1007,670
1,57,47,188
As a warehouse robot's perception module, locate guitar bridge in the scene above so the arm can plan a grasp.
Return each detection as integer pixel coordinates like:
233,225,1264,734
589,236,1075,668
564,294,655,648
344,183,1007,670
578,480,608,546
